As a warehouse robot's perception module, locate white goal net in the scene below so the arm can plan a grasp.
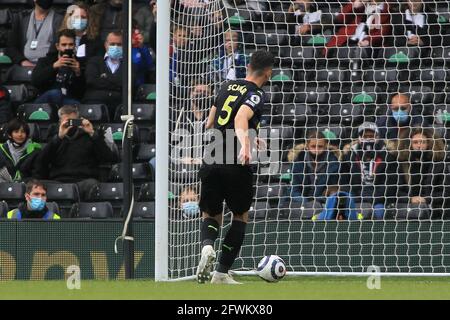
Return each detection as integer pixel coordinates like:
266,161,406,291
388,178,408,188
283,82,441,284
162,0,450,280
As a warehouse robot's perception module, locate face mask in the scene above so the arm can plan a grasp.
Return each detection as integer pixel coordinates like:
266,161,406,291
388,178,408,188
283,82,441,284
108,45,123,60
182,201,199,218
36,0,53,10
30,197,46,211
392,110,409,124
410,150,431,161
71,18,88,31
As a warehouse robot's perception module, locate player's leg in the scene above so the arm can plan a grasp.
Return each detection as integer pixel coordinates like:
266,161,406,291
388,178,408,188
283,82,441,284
196,165,224,283
211,165,253,284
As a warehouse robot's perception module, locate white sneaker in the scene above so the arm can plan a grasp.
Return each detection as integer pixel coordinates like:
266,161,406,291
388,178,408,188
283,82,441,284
196,245,216,284
211,271,242,284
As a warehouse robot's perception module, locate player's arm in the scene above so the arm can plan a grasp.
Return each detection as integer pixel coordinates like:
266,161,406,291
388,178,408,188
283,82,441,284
235,105,254,165
206,106,217,129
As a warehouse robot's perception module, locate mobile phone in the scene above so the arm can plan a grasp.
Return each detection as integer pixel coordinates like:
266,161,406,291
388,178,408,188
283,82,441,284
63,49,74,58
67,118,82,127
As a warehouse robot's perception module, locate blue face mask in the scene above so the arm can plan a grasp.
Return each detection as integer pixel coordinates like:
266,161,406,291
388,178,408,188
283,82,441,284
182,201,199,218
71,18,88,31
108,45,123,60
392,110,409,124
30,197,46,211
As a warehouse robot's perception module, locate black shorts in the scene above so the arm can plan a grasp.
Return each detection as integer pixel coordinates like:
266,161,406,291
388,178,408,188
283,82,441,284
199,164,254,216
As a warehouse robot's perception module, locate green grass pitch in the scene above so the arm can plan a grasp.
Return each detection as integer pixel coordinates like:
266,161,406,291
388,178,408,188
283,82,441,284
1,276,450,300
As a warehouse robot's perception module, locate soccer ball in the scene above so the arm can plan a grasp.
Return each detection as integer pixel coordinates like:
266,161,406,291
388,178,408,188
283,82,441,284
256,255,286,282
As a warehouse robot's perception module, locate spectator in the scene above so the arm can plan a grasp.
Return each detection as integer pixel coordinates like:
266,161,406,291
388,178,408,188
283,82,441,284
32,29,85,106
323,0,391,58
392,0,441,48
34,105,118,200
89,0,123,42
375,127,447,219
170,24,189,85
290,130,340,204
171,79,212,164
287,0,323,46
58,2,104,67
179,185,200,218
134,0,157,49
376,93,429,140
83,30,124,116
5,0,63,67
340,122,387,209
212,29,247,81
7,179,60,220
0,119,41,182
132,20,155,86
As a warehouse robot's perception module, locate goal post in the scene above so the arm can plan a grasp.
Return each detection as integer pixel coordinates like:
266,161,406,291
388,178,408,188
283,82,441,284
155,0,450,281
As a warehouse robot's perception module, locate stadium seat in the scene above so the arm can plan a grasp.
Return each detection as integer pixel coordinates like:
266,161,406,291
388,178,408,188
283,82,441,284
44,183,80,218
169,163,200,183
261,84,282,104
328,103,364,127
4,84,37,103
399,85,433,105
363,68,401,86
0,182,25,208
136,143,156,162
87,183,123,216
294,87,329,104
282,200,324,220
5,65,34,84
135,84,156,102
0,200,9,218
272,103,307,126
17,103,56,122
74,202,114,219
248,201,273,220
138,182,155,201
109,162,154,183
77,104,110,123
132,201,155,219
115,103,156,123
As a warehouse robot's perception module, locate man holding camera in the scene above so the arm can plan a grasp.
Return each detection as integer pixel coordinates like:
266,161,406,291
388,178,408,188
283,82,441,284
32,29,85,106
34,105,118,200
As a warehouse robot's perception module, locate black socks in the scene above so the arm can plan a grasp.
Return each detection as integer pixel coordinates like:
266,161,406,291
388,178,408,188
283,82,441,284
217,220,247,274
200,217,220,247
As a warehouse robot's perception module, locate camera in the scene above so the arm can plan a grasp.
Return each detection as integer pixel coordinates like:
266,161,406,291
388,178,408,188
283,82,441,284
63,48,74,58
56,49,76,88
67,118,83,127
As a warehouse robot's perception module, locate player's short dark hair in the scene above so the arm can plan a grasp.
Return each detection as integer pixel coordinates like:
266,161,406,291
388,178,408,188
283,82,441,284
249,50,275,75
6,118,30,138
25,179,47,195
57,29,76,43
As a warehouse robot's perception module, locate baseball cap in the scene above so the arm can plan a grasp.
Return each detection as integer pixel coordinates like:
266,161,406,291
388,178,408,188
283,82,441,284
358,122,378,136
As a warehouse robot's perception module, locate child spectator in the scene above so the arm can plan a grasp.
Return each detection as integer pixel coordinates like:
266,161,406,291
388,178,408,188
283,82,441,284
212,29,247,81
179,185,200,218
0,119,41,182
290,129,340,204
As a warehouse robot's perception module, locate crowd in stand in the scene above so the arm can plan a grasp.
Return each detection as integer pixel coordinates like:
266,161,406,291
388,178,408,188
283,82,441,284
0,0,449,220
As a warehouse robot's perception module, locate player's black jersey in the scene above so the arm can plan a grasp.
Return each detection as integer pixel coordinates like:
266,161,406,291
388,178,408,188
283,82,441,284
205,80,265,165
213,80,265,133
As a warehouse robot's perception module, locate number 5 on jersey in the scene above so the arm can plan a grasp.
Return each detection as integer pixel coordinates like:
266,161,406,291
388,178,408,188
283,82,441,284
217,95,238,126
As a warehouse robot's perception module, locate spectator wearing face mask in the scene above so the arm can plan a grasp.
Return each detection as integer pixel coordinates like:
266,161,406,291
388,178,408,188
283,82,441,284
290,130,340,204
34,105,118,200
5,0,63,67
171,79,213,165
179,186,200,219
0,119,41,183
89,0,123,42
58,3,104,68
376,93,430,140
7,180,60,220
339,122,387,216
83,30,124,117
375,127,447,219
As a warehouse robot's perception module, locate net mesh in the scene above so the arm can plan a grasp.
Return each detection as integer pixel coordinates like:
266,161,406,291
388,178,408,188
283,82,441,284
167,0,450,279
